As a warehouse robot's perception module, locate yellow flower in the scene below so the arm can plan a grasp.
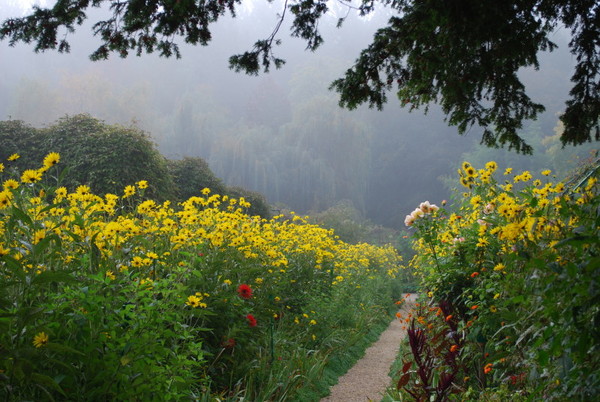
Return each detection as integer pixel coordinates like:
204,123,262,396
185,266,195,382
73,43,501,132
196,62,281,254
33,332,49,348
186,295,202,308
493,263,505,271
541,169,551,176
460,177,472,189
136,180,148,189
223,279,232,285
0,245,10,256
470,195,482,207
504,168,513,175
7,153,20,161
123,185,136,198
0,191,12,209
3,179,18,190
43,152,60,168
485,161,498,172
0,163,4,173
309,319,317,325
21,169,42,183
201,188,211,195
55,187,68,198
490,305,497,313
76,185,90,195
106,270,116,280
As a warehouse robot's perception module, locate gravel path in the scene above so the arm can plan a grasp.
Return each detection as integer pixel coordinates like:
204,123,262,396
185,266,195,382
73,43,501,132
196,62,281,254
320,294,417,402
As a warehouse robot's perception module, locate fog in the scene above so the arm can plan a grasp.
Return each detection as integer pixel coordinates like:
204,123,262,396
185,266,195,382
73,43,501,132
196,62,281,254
1,1,596,230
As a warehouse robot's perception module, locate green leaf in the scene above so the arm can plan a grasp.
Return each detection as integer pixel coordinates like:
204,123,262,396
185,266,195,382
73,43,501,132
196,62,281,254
10,205,33,226
32,233,61,256
30,372,67,398
0,255,26,281
31,271,77,286
537,349,549,366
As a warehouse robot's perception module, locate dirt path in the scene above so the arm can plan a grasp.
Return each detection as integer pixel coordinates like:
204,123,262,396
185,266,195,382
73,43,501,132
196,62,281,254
320,294,416,402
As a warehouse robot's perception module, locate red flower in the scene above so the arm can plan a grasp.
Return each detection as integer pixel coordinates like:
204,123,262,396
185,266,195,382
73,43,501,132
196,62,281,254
246,314,257,327
470,272,479,278
237,284,253,299
222,338,236,348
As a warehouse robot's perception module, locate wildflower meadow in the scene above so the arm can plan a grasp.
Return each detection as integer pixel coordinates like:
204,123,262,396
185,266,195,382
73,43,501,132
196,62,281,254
389,158,599,400
0,153,404,400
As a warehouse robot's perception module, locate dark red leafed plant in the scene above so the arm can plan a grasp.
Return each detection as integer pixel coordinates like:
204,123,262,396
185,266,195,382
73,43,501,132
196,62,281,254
397,300,465,401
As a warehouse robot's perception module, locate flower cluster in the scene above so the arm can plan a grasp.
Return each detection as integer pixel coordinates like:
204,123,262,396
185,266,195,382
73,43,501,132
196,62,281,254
404,201,439,226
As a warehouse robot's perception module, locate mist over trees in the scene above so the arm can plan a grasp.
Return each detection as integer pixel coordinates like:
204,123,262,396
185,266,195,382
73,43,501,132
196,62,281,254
0,1,597,230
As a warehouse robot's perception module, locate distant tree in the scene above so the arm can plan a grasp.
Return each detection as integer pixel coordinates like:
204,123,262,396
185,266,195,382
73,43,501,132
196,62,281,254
167,156,227,201
225,186,272,219
0,119,45,163
0,114,177,200
0,1,598,152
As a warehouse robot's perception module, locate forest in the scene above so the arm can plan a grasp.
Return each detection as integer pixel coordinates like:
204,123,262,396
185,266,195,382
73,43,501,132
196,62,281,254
0,1,598,401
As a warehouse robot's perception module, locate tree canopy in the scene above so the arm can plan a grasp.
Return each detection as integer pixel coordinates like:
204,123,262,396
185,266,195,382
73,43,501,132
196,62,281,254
1,0,598,153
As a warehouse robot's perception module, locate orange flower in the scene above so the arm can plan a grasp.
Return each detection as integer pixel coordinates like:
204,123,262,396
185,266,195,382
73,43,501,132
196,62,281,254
445,314,453,321
470,272,479,278
450,344,459,352
484,363,493,374
471,305,478,310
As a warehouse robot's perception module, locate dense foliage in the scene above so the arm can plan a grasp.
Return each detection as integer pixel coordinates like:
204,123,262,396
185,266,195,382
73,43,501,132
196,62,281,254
0,114,177,201
0,153,404,400
390,159,599,400
1,1,597,151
